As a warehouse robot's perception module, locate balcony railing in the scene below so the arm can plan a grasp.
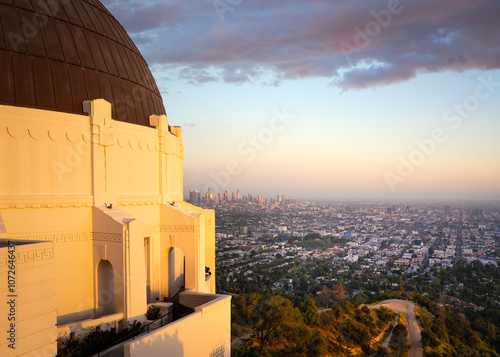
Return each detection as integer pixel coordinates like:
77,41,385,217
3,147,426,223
123,291,231,357
93,303,194,357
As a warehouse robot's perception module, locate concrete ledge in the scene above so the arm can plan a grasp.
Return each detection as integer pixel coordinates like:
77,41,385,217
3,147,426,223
179,289,225,309
57,312,124,338
124,292,232,357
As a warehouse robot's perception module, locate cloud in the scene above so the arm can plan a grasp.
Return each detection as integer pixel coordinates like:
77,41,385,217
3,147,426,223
102,0,500,90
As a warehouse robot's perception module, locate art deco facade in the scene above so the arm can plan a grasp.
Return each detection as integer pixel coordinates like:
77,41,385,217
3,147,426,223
0,1,230,356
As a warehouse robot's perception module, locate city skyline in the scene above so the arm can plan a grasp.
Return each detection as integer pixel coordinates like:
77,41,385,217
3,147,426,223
189,188,296,205
104,0,500,202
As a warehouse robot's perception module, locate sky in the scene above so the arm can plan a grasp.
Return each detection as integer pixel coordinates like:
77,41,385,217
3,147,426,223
102,0,500,202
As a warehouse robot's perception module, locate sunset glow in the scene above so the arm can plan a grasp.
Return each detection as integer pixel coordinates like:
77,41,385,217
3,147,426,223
103,0,500,201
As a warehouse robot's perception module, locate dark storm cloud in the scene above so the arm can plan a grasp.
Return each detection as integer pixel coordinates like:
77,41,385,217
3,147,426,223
102,0,500,90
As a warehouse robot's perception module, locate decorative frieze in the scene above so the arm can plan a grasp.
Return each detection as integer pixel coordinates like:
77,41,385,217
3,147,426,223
145,225,195,233
161,225,195,233
2,232,122,243
18,248,54,263
92,233,122,243
0,195,94,209
3,233,92,243
0,247,54,268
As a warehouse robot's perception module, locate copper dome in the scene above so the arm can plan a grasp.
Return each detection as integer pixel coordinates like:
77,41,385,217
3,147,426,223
0,0,166,126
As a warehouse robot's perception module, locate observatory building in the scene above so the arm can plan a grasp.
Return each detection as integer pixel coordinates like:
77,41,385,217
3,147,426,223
0,1,230,356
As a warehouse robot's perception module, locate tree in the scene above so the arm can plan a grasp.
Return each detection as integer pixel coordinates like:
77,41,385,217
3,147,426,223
301,298,321,327
376,306,395,324
285,326,327,357
318,287,334,308
304,232,321,240
354,293,369,305
232,293,302,356
334,282,348,304
299,275,309,292
488,321,497,342
389,323,409,356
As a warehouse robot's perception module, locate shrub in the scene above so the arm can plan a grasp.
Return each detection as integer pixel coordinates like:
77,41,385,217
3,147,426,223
146,306,160,320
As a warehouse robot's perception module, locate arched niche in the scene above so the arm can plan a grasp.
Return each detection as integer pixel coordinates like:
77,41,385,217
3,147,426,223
97,259,115,317
163,247,185,301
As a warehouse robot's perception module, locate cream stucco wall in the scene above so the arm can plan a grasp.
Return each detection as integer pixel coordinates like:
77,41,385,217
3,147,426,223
0,240,57,357
124,293,231,357
0,100,227,356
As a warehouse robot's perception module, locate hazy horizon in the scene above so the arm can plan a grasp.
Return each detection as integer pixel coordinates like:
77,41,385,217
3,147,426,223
103,0,500,203
184,186,500,204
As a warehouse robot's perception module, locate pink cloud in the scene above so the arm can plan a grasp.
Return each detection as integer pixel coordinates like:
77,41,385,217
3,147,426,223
102,0,500,90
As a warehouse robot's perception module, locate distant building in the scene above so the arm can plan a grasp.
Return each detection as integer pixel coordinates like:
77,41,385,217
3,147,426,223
444,204,451,213
189,190,201,204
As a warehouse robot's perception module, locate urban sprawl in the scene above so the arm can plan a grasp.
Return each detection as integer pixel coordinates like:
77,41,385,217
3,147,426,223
190,189,500,310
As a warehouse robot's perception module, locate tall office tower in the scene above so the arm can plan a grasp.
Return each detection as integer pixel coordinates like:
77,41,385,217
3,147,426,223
248,193,253,202
277,194,282,203
232,192,236,201
282,195,286,205
444,204,451,213
190,190,201,204
206,187,214,203
237,189,241,201
224,190,230,202
0,1,230,355
189,190,199,203
243,196,247,201
258,195,263,205
265,198,269,205
386,207,392,214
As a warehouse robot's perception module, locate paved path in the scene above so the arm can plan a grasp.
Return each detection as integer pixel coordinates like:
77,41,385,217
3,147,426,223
370,299,423,357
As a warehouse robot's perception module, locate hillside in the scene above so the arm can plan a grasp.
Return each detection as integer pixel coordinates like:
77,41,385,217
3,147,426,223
231,293,499,357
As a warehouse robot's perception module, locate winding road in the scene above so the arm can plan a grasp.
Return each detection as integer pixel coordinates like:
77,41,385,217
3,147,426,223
370,299,423,357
